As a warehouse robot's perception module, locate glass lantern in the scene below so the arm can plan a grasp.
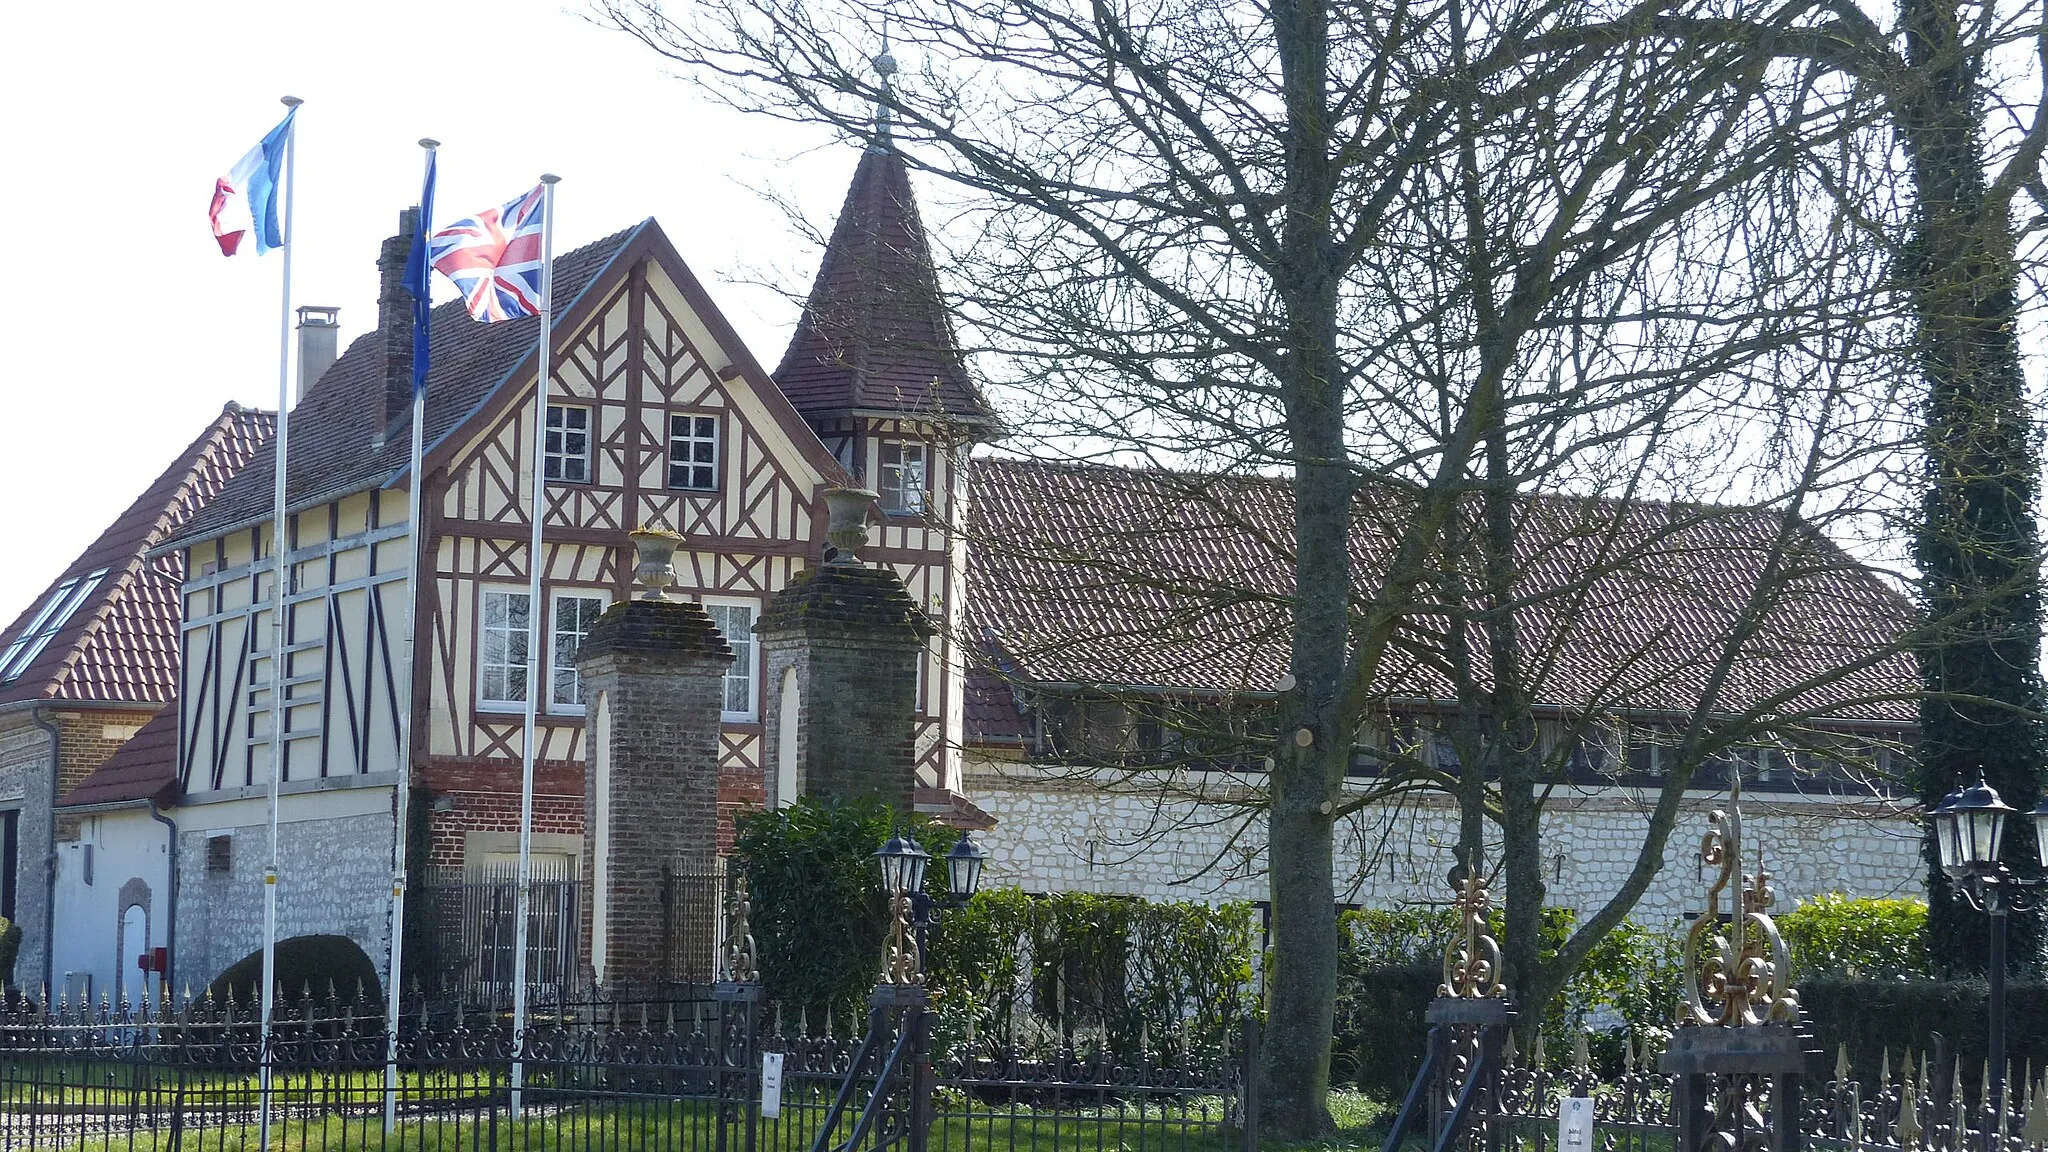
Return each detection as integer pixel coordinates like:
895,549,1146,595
875,835,930,896
2032,796,2048,869
946,835,988,903
1932,779,2015,874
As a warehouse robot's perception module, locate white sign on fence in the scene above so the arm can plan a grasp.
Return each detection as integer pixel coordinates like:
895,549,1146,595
1559,1096,1595,1150
761,1051,785,1118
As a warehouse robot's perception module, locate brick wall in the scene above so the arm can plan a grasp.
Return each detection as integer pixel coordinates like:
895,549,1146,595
576,599,731,989
756,564,929,815
424,792,585,869
55,709,156,797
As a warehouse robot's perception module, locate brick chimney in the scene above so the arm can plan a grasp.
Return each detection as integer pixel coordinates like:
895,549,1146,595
372,207,420,449
757,488,932,813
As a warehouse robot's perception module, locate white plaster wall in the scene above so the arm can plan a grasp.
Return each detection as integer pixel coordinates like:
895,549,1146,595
967,760,1926,925
52,807,170,1007
170,784,396,995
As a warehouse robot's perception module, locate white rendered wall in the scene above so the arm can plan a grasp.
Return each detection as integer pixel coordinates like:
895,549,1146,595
965,759,1926,925
52,807,171,1008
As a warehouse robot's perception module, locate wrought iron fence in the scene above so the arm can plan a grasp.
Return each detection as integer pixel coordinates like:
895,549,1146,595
410,855,727,1007
0,982,1253,1151
1489,1036,2048,1152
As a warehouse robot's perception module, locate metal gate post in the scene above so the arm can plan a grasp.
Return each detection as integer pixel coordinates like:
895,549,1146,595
907,1005,934,1152
1240,1015,1260,1152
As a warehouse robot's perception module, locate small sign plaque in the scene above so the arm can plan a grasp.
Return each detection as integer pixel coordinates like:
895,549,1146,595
1559,1097,1594,1149
761,1051,785,1118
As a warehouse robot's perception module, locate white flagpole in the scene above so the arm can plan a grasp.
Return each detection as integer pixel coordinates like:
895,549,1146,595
509,172,559,1123
385,136,439,1136
257,92,303,1152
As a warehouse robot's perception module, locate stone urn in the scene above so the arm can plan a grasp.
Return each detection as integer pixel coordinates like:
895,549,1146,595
627,528,684,600
822,488,878,565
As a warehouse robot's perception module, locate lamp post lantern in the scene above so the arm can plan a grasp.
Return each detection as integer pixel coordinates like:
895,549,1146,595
874,832,988,984
1927,777,2048,1152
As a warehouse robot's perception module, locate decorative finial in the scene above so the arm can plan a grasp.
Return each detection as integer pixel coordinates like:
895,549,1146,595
869,33,899,153
1440,846,1506,999
1677,776,1798,1027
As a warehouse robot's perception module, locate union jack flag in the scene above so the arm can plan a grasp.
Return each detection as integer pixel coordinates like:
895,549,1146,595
428,184,548,322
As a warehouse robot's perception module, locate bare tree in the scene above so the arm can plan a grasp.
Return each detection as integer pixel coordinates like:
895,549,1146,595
597,0,2012,1131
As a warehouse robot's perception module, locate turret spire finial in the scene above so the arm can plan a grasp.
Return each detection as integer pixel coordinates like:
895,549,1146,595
870,26,898,154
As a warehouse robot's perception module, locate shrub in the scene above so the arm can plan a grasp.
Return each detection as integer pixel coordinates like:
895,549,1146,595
732,796,957,1022
926,888,1253,1068
0,918,20,988
206,935,380,1006
1799,977,2048,1082
1779,895,1927,980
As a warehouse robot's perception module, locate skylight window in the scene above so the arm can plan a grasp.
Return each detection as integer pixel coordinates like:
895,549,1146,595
0,568,109,684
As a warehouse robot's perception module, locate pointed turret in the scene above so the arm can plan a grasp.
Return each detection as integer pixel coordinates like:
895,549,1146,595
772,63,990,431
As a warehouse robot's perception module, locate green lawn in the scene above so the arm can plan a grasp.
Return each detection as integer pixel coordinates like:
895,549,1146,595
21,1064,1392,1151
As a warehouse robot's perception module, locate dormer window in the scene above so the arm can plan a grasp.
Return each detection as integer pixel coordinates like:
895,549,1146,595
879,441,928,515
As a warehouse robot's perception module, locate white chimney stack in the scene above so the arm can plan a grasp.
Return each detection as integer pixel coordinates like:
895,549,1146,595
295,305,340,403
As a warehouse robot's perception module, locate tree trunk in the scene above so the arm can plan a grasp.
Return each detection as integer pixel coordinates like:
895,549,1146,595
1262,0,1348,1134
1901,0,2048,976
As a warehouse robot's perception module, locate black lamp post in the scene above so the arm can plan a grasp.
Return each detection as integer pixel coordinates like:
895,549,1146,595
1928,778,2048,1151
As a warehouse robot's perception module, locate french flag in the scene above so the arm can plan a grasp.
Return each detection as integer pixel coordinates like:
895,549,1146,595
209,108,295,257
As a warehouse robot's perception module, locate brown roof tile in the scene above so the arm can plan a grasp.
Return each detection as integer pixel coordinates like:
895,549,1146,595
0,406,273,707
56,702,179,808
772,146,989,423
965,458,1916,725
170,223,646,545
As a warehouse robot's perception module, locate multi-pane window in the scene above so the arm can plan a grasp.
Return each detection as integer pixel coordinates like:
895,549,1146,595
705,602,757,719
879,441,928,514
0,568,109,683
479,590,531,705
551,593,607,708
545,405,590,483
668,413,719,490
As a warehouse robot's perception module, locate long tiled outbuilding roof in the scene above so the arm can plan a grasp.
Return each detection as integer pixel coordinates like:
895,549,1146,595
0,405,274,708
965,458,1917,726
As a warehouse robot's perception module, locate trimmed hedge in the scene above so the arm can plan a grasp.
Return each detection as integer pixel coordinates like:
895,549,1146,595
0,918,20,989
1800,977,2048,1081
206,935,381,1006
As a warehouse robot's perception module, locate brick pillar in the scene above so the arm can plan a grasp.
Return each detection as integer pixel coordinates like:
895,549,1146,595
577,593,732,991
758,488,933,814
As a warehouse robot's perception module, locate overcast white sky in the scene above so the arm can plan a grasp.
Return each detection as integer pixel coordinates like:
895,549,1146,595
0,0,857,627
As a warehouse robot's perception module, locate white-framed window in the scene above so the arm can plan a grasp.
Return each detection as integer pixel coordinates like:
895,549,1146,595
550,591,609,710
704,600,758,721
479,588,531,708
878,441,928,514
0,568,109,684
668,412,719,491
545,404,591,483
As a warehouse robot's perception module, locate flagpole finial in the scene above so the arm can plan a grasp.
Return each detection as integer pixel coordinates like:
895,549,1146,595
540,173,561,186
419,138,441,151
281,95,304,108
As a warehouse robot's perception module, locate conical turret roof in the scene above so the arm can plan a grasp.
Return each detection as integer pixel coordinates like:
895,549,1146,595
773,144,989,425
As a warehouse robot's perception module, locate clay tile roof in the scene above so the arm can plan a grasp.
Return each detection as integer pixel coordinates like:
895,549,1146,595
56,702,180,808
0,406,273,708
170,223,646,546
772,147,989,424
966,458,1917,725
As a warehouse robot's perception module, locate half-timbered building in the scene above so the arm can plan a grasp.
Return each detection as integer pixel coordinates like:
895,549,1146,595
151,139,992,989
